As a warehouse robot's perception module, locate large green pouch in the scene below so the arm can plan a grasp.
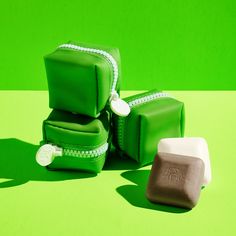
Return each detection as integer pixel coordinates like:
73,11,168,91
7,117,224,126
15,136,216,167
44,41,122,118
113,90,185,166
36,110,111,173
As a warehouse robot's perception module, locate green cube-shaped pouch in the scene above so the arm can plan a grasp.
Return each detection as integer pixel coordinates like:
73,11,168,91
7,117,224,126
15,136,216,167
113,90,185,166
36,110,111,173
44,41,124,118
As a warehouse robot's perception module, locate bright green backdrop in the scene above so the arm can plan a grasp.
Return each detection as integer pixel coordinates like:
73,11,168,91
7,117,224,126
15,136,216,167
0,0,236,90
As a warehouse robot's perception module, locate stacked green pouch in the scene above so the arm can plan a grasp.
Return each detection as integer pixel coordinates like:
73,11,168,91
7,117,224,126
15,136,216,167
44,41,123,118
35,41,129,173
36,110,111,173
113,90,185,166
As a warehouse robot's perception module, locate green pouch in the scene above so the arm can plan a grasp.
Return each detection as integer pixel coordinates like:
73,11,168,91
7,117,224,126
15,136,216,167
44,41,126,118
113,90,185,166
36,110,111,173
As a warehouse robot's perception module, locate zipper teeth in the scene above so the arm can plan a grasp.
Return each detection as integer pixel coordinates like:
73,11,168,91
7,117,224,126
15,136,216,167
128,92,171,108
58,43,118,93
63,143,108,158
117,92,172,150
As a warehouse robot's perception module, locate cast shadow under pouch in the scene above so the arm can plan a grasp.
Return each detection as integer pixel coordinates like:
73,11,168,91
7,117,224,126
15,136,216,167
116,170,190,214
0,138,96,188
104,148,141,171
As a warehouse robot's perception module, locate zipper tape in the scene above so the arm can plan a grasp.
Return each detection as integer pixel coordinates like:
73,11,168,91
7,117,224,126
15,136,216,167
63,143,108,158
58,43,130,117
36,142,109,167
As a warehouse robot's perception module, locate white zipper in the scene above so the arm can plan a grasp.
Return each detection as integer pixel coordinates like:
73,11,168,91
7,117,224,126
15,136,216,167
36,142,108,167
58,43,130,117
117,92,172,150
128,92,171,108
63,143,108,158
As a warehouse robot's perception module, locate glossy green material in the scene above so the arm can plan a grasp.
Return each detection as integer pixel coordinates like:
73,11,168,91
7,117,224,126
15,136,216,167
42,110,111,173
44,41,121,118
113,90,185,166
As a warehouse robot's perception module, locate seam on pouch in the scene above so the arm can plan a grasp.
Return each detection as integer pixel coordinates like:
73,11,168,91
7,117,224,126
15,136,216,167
45,122,101,134
95,64,99,116
44,125,106,149
137,115,142,163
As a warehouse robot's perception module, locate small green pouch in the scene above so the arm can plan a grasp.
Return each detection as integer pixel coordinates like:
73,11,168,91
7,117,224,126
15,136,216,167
36,110,111,173
44,41,123,118
113,90,185,166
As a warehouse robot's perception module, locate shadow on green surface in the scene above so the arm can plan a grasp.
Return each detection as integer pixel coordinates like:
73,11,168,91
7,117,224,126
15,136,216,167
117,170,190,213
0,138,96,188
103,148,141,171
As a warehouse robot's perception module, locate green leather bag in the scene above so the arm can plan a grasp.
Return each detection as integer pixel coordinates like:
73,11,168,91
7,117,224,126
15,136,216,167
36,110,111,173
44,41,125,118
113,90,185,166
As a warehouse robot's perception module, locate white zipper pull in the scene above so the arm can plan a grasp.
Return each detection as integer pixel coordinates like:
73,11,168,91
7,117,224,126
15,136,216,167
36,144,63,166
110,91,130,117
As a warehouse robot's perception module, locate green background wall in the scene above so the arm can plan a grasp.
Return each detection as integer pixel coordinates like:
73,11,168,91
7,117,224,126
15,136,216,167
0,0,235,90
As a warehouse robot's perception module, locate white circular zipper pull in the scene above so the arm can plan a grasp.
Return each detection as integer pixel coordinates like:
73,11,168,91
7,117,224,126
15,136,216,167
110,91,130,117
36,144,63,166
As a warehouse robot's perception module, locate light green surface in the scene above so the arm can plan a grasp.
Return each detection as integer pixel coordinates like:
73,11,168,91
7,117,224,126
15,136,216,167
1,1,236,90
0,91,235,235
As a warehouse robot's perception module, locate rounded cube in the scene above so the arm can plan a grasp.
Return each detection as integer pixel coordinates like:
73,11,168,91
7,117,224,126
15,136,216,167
44,41,121,118
146,152,204,209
